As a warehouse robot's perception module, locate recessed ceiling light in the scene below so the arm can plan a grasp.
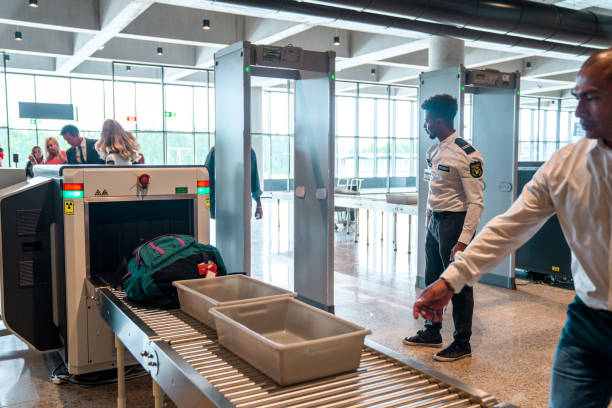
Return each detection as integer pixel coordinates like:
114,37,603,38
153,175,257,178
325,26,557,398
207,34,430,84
202,19,211,30
29,0,38,7
157,47,163,56
333,36,340,46
15,31,23,41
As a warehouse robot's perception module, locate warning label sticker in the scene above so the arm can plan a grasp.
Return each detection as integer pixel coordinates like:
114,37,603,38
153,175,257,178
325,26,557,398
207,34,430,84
65,200,74,215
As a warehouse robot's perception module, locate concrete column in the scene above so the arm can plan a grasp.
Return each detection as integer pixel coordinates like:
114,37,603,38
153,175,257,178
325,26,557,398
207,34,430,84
429,37,464,70
250,86,265,184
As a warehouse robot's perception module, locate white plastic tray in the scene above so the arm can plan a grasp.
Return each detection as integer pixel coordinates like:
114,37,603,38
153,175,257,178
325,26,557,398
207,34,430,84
173,275,296,329
386,192,418,205
210,297,371,385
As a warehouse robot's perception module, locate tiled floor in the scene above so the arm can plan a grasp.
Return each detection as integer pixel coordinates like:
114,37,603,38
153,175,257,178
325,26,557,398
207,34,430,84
0,199,579,407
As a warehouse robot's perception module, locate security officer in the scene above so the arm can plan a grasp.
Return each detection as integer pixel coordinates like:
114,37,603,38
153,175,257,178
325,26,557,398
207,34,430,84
403,94,484,362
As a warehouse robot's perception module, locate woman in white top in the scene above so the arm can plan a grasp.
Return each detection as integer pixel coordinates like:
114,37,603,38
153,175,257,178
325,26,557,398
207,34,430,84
96,119,142,165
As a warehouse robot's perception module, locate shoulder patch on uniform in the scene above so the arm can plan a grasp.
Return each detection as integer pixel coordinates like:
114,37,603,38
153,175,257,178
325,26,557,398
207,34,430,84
454,138,475,155
469,161,483,178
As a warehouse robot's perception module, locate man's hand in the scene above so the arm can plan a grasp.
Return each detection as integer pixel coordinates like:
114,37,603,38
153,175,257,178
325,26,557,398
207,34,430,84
413,279,454,322
450,241,467,262
254,198,263,219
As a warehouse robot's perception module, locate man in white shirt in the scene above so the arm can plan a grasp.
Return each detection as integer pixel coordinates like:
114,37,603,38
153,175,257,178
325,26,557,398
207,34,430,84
413,49,612,407
403,94,485,362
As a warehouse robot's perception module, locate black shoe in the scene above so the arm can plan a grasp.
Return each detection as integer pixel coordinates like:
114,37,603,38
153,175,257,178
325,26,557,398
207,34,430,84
402,330,443,348
433,341,471,362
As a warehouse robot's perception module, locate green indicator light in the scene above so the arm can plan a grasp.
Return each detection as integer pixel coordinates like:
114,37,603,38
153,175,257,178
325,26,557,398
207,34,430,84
175,187,188,194
461,86,465,91
245,67,250,72
330,74,335,80
197,187,210,194
517,90,521,95
63,190,84,199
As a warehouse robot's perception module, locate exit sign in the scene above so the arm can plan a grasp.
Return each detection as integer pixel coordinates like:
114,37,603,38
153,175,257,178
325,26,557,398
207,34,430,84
30,119,37,124
126,116,137,122
164,112,176,118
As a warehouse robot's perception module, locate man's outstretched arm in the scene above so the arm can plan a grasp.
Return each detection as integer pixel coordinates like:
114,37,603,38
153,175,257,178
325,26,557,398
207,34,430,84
414,162,557,321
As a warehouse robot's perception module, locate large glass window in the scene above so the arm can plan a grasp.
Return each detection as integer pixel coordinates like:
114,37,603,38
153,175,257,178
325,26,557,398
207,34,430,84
165,85,194,132
337,136,354,179
0,71,6,128
270,92,289,135
376,98,389,177
113,82,136,131
270,135,290,179
358,98,375,137
6,74,35,131
136,132,164,164
9,129,37,167
518,97,574,162
136,83,163,131
336,97,356,137
72,78,104,132
193,87,209,133
167,132,194,165
0,70,580,183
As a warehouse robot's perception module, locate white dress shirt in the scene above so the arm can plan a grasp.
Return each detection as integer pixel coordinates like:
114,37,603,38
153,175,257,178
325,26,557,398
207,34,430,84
442,137,612,312
77,138,87,163
425,132,485,244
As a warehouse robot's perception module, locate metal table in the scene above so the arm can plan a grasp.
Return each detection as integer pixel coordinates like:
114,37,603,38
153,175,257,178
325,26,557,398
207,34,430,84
266,191,417,252
98,287,514,408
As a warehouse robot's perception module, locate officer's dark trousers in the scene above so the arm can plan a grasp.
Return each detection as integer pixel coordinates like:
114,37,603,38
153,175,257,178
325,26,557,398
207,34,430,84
424,211,473,344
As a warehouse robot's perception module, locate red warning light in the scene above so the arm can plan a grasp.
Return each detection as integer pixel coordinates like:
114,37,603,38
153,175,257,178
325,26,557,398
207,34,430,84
137,173,150,188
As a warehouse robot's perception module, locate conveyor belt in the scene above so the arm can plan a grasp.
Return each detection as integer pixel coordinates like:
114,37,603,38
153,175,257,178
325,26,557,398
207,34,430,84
98,288,510,408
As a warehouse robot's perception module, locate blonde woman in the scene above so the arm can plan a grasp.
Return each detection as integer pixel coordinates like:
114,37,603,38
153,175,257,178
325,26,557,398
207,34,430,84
44,137,67,164
96,119,142,165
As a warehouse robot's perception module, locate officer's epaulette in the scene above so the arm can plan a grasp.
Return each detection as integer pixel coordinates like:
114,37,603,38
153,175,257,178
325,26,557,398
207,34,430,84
454,138,475,154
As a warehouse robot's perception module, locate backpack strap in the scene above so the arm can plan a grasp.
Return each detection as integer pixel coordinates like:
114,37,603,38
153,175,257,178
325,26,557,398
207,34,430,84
148,242,166,255
111,256,129,288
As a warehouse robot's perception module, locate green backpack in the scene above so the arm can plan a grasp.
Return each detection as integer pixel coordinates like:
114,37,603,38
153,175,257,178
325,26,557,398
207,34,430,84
121,234,226,307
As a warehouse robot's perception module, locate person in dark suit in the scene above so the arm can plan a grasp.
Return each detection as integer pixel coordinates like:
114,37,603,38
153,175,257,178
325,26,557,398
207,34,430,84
60,124,104,164
204,146,263,220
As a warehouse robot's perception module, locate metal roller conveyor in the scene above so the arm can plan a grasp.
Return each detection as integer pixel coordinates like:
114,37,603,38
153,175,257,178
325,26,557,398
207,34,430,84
97,287,514,408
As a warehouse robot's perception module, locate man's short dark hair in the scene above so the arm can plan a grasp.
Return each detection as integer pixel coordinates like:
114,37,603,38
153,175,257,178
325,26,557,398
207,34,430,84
421,94,458,127
60,124,79,137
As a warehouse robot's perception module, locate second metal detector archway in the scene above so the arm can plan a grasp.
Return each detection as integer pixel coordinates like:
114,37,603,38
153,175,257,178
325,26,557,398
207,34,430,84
215,41,336,311
417,66,520,290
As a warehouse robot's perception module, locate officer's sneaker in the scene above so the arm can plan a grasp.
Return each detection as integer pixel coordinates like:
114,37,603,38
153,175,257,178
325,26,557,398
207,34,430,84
433,341,471,362
402,330,443,348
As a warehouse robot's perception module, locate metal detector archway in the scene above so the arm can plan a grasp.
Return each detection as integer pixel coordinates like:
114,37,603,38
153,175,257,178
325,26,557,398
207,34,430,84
215,42,336,311
417,66,520,289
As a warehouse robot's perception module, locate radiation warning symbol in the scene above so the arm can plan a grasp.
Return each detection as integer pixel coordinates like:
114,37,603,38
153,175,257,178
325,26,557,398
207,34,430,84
64,200,74,215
